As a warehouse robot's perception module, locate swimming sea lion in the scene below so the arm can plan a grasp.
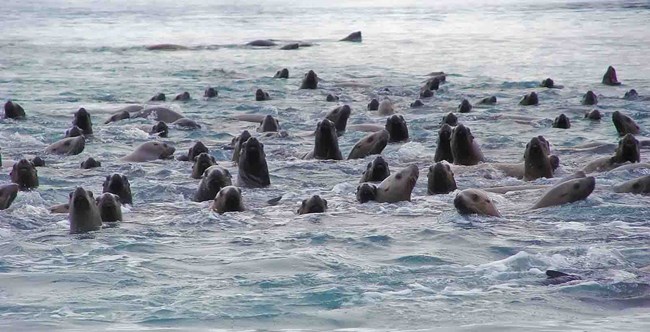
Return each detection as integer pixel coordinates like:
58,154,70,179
434,123,454,163
31,156,45,167
247,40,276,47
540,78,555,88
3,101,26,119
194,166,233,202
385,115,409,143
146,44,188,51
150,93,166,101
191,152,217,179
300,70,318,89
297,195,328,214
177,141,208,162
340,31,362,42
427,162,457,194
326,94,339,102
0,184,18,210
280,43,299,50
524,136,554,181
458,99,472,113
72,107,93,135
122,141,175,162
410,100,424,108
255,89,271,101
360,156,390,183
531,176,595,209
348,129,389,159
424,76,442,91
581,90,598,105
326,104,351,136
45,136,85,155
583,134,640,173
623,89,638,100
612,111,640,136
367,99,379,111
584,109,602,120
543,270,582,285
305,119,343,160
356,183,377,203
519,92,539,106
602,65,621,86
450,124,484,165
80,157,101,169
102,174,133,204
64,126,84,138
150,121,169,137
211,186,245,214
258,115,280,132
10,159,38,190
104,110,130,124
553,114,571,129
204,87,218,98
238,137,270,188
454,189,500,217
96,192,122,222
420,88,433,98
231,130,252,163
274,68,289,78
613,175,650,195
374,164,419,203
68,187,102,234
377,99,395,116
477,96,497,105
174,92,191,101
441,112,458,126
134,107,184,123
171,117,201,130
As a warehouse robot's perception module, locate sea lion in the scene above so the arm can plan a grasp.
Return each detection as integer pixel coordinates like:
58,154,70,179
80,157,101,169
72,107,93,135
454,189,500,217
150,93,166,101
385,115,409,143
0,184,19,210
174,92,191,101
297,195,328,214
96,193,122,222
420,88,433,99
583,134,640,173
238,137,270,188
102,174,133,204
204,87,218,98
543,270,582,285
279,43,299,50
524,136,554,181
247,40,276,47
540,78,555,88
360,156,390,183
623,89,638,100
300,70,318,89
45,136,85,155
177,141,208,162
326,94,339,102
3,100,26,119
410,100,424,108
553,114,571,129
424,76,442,91
612,111,640,136
10,159,38,190
584,109,602,120
305,119,343,160
356,183,377,203
122,141,175,162
68,187,102,234
171,117,201,130
150,121,169,137
519,92,539,106
231,130,252,163
326,104,351,136
194,166,233,202
146,44,188,51
602,65,621,86
441,112,458,126
104,110,130,124
274,68,289,79
255,89,270,101
477,96,497,105
427,162,457,194
31,156,45,167
434,124,454,163
458,99,472,113
613,175,650,195
450,124,484,165
581,91,598,105
348,129,389,159
64,126,84,138
211,186,245,214
191,153,217,179
367,99,379,111
532,176,595,209
257,115,280,133
340,31,362,42
134,107,184,123
377,99,395,116
374,164,419,203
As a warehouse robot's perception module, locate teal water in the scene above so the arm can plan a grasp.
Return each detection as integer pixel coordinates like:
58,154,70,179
1,0,650,330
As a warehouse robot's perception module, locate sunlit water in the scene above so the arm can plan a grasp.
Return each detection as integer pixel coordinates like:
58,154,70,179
1,0,650,330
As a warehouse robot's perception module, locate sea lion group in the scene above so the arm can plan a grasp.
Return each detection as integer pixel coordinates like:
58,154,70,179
2,38,648,236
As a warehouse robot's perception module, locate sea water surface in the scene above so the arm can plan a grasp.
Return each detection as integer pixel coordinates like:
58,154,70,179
1,0,650,330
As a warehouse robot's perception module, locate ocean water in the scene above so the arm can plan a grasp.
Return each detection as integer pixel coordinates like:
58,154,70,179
1,0,650,330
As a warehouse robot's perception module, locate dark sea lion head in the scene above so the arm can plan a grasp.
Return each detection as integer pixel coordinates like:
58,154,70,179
419,88,434,98
553,114,571,129
0,184,19,210
581,90,598,105
297,195,328,214
520,92,539,106
612,111,640,136
603,65,621,85
255,89,270,101
72,107,93,135
240,137,266,165
361,156,390,183
105,110,130,124
102,173,133,204
314,119,342,160
213,186,244,214
192,152,217,179
524,136,553,180
259,115,280,132
584,109,602,120
151,121,169,137
624,89,638,100
326,94,339,102
204,87,218,98
434,123,454,163
10,158,39,190
274,68,289,79
4,100,26,119
187,141,209,161
326,104,351,135
340,31,362,42
441,112,458,126
174,91,191,101
80,157,101,169
425,76,441,91
205,166,232,191
300,70,318,89
385,115,409,143
31,156,45,167
150,93,166,101
454,189,500,217
438,123,453,143
356,183,377,203
65,125,84,138
613,134,640,164
367,98,379,110
540,78,554,88
96,192,122,222
458,99,472,113
68,186,102,234
410,99,424,108
427,162,457,195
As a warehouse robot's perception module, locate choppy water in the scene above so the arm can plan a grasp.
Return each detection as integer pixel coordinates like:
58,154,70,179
1,0,650,330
